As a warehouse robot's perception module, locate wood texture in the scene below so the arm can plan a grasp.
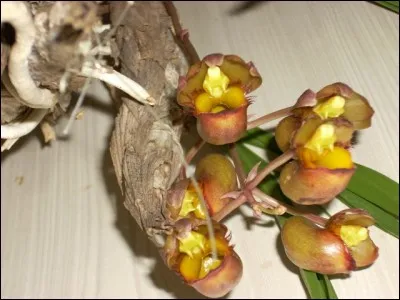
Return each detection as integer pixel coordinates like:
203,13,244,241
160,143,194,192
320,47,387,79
1,1,398,298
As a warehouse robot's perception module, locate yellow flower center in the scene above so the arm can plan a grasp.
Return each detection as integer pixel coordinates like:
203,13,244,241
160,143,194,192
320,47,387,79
178,230,227,281
298,146,353,169
178,231,207,259
203,66,230,98
340,225,369,247
313,96,346,119
179,252,222,281
299,124,353,169
304,124,336,155
195,67,247,114
199,256,222,279
178,184,206,220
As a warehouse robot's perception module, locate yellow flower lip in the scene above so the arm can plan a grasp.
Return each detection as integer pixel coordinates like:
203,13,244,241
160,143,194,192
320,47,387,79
298,146,354,170
304,123,336,155
178,184,206,220
340,225,369,247
313,95,346,119
203,66,230,98
178,231,207,259
195,66,247,115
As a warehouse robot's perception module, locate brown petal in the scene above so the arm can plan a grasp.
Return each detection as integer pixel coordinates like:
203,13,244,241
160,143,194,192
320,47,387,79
162,235,179,268
166,179,191,220
177,62,208,108
291,106,319,119
275,115,302,152
195,154,238,215
281,216,356,274
316,82,354,99
294,89,317,108
342,93,374,130
196,104,249,145
316,82,374,130
279,161,355,205
325,117,355,148
350,236,379,268
291,117,324,148
326,208,376,229
203,53,225,67
219,55,262,94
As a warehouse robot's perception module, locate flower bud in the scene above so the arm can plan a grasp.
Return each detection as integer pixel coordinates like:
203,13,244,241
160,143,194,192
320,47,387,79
281,209,378,274
195,154,238,216
281,216,356,274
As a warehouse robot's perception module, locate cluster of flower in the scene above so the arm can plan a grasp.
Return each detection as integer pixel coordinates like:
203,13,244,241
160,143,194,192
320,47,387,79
159,53,378,298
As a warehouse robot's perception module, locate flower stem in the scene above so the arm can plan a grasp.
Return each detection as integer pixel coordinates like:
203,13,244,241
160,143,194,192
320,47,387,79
252,189,327,226
247,106,294,130
179,138,206,179
229,144,246,187
247,89,317,130
186,138,206,164
212,194,247,222
246,150,295,190
164,1,201,64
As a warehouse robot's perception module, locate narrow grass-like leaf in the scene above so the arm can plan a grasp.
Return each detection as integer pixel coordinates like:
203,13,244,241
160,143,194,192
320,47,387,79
236,143,338,299
322,275,338,298
373,1,400,13
347,164,399,218
338,190,399,238
300,270,330,299
240,127,276,149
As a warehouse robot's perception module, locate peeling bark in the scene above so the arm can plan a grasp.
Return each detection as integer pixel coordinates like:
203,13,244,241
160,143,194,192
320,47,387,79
109,1,189,240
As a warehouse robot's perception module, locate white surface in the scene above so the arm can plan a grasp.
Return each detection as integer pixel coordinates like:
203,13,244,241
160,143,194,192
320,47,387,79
1,1,399,299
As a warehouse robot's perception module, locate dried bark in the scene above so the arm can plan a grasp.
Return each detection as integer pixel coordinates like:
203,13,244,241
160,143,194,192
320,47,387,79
2,1,189,242
108,2,189,240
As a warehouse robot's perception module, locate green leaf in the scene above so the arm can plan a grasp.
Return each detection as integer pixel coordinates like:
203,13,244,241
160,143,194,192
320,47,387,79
338,190,399,238
241,127,280,153
236,143,338,299
372,1,399,13
322,275,338,298
347,164,399,218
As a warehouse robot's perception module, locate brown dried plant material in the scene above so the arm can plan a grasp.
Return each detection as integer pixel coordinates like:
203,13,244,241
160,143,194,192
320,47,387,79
108,1,189,241
1,1,99,136
40,120,56,143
